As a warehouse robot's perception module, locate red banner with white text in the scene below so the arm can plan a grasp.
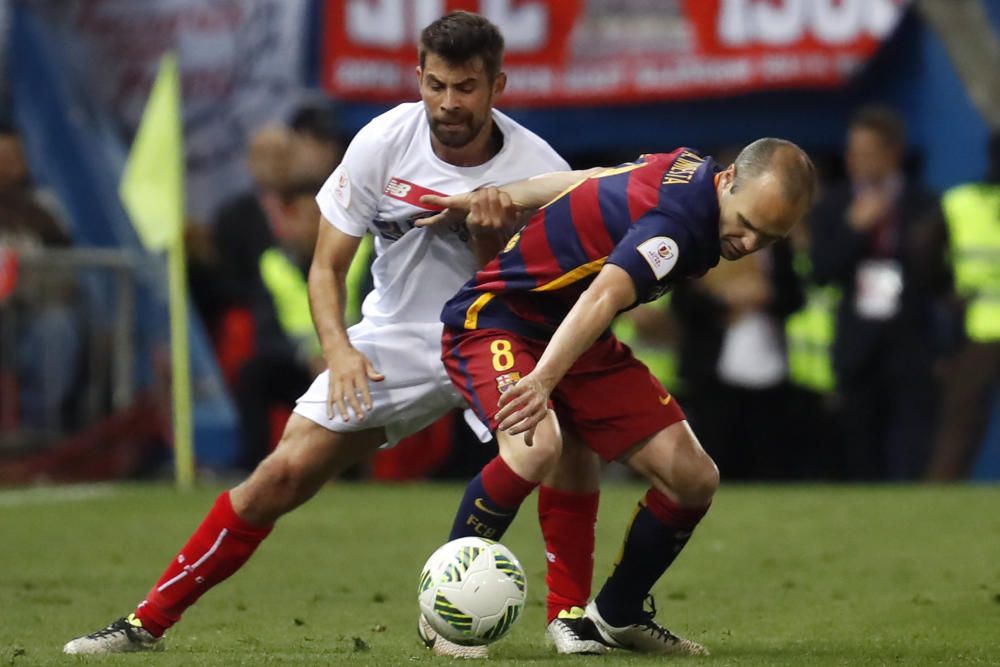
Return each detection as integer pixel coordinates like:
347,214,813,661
321,0,909,106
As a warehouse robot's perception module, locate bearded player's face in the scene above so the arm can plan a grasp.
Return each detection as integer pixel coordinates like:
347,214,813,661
418,53,505,150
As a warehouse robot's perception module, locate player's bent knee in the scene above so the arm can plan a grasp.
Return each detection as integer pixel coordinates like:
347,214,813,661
499,437,561,482
646,454,717,507
497,415,562,482
629,423,720,506
680,454,720,505
531,431,562,468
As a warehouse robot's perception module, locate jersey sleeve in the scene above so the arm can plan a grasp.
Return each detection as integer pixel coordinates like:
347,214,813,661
315,124,386,238
605,211,693,302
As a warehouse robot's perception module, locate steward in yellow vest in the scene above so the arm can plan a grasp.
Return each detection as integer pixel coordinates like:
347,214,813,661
259,233,374,364
927,134,1000,480
941,184,1000,343
785,252,839,395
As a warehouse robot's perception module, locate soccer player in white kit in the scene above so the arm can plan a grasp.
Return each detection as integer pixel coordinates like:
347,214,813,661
64,12,602,658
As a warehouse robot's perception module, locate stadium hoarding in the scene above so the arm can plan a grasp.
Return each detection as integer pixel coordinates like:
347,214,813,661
321,0,909,106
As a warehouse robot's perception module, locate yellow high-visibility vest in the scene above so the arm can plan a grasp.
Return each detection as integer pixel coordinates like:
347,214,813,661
785,253,838,393
258,235,374,360
786,286,839,393
942,184,1000,342
259,248,320,359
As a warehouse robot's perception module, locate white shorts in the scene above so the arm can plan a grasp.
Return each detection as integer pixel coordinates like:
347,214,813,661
294,319,491,446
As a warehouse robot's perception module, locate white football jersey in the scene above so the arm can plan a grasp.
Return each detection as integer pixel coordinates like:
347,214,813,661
316,102,569,326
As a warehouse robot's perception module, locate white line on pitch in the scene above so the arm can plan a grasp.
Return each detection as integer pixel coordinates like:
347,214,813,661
0,483,120,507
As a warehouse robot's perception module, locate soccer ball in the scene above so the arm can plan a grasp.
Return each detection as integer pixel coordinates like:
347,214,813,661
417,536,527,646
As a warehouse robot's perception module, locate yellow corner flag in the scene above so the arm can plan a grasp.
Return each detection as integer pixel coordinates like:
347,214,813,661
119,53,194,489
120,53,184,252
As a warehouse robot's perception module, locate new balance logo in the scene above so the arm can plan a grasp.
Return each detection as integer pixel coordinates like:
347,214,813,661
384,179,411,198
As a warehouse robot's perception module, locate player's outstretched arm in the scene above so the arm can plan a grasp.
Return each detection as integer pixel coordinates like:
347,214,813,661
417,168,604,229
495,264,636,444
513,167,605,208
308,218,385,422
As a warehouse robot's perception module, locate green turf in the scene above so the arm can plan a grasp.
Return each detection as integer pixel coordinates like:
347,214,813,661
1,482,999,665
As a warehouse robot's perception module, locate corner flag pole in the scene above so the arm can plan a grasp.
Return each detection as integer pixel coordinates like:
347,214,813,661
119,53,194,489
167,217,194,490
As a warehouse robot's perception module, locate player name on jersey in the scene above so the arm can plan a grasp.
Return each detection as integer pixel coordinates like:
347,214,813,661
661,151,705,185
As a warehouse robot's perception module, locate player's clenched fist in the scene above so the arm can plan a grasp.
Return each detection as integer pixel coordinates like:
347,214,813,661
325,346,385,422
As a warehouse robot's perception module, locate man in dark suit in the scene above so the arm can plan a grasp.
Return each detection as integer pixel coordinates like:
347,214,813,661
809,106,944,480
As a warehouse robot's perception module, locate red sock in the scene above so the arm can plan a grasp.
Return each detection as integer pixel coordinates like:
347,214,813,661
134,491,273,636
538,486,599,623
481,456,537,508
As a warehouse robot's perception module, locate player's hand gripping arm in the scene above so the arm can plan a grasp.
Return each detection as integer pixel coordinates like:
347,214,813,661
494,264,637,444
308,218,384,422
423,187,525,267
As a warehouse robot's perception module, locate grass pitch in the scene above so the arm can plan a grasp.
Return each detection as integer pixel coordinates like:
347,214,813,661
1,482,999,665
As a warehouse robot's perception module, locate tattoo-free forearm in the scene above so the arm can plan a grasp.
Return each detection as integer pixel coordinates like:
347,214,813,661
308,262,352,359
532,281,625,390
501,168,604,210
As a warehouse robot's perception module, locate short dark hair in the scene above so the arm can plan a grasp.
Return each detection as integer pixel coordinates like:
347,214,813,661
733,138,817,209
418,11,504,80
850,105,906,151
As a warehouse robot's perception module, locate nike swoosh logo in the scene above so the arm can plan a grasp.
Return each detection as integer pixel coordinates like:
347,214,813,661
474,498,513,517
659,395,672,406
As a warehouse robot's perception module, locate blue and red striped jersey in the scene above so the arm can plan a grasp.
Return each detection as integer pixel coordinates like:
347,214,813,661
440,148,722,340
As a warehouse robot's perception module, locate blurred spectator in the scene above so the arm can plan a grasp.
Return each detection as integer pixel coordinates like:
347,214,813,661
809,106,946,480
289,103,345,184
203,106,345,340
0,123,82,432
233,174,326,469
925,132,1000,480
209,124,294,322
671,240,804,480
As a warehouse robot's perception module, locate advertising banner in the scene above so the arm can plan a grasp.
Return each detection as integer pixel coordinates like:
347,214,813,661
322,0,908,106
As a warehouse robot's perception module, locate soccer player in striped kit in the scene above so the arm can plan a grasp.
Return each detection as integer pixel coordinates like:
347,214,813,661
424,139,816,654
